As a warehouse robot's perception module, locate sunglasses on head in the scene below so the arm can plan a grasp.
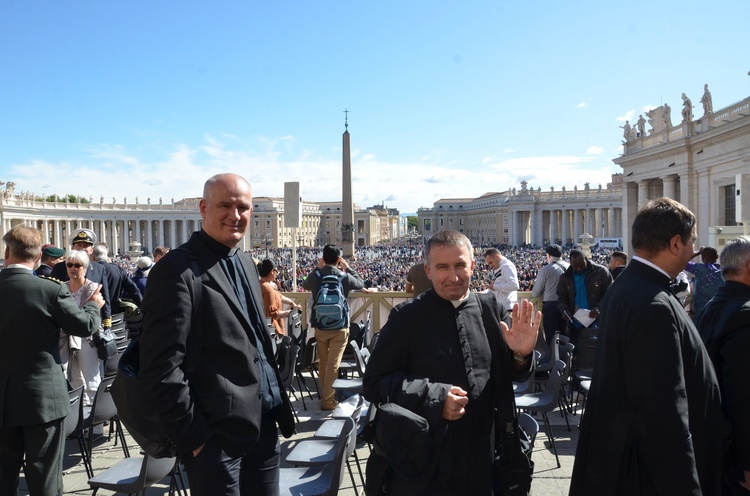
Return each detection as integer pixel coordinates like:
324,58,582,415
66,263,84,269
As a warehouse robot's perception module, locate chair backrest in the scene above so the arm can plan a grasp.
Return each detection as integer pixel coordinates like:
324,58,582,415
288,308,303,340
65,386,85,438
333,393,364,421
349,341,367,377
559,342,575,383
297,338,317,371
140,455,178,489
518,412,540,446
110,312,125,327
547,360,567,392
575,327,599,374
513,369,535,395
279,344,300,388
89,375,118,427
534,328,552,365
328,417,356,496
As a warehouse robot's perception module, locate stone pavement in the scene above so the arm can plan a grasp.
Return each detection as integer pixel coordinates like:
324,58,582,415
17,376,579,495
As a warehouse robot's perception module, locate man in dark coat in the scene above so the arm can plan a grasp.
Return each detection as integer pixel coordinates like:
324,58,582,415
93,242,142,315
570,198,722,496
363,229,539,495
696,236,750,494
556,249,612,345
138,173,295,496
0,226,104,495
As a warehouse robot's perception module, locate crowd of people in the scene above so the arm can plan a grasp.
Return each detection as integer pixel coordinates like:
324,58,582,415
250,242,620,294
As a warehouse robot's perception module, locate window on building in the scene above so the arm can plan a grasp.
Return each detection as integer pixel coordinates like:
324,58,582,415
439,218,444,227
723,184,737,226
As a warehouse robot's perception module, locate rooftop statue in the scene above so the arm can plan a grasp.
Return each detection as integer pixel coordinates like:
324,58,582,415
620,120,631,142
663,103,673,129
700,84,713,115
681,93,694,123
636,115,646,137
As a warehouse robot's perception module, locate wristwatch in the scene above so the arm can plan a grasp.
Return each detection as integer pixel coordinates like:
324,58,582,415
513,352,533,362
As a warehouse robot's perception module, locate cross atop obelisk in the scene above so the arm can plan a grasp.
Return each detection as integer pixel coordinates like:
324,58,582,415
341,109,354,259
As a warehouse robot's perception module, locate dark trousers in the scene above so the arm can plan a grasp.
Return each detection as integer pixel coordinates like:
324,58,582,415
542,301,566,347
183,415,280,496
0,417,65,496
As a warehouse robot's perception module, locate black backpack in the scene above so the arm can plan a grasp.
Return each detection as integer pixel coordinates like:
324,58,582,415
112,250,202,458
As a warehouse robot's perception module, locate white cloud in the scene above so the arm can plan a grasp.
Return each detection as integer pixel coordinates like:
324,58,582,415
576,101,588,109
502,148,514,153
587,146,604,155
616,110,636,122
7,139,620,213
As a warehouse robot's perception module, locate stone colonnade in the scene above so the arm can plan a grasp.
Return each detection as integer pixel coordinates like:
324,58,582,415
0,198,204,257
511,205,623,246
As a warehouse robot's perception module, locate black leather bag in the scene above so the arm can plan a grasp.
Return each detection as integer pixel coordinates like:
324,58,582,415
494,415,534,496
112,339,178,458
94,328,118,360
477,293,534,496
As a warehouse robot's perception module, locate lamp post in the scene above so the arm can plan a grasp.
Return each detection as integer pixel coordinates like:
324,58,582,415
264,233,271,259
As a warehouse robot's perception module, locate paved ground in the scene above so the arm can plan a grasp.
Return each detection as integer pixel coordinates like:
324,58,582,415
17,375,579,495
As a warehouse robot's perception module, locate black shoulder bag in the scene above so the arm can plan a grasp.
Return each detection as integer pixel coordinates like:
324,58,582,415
477,293,534,496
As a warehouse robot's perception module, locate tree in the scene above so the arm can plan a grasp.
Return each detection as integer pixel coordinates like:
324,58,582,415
407,215,418,230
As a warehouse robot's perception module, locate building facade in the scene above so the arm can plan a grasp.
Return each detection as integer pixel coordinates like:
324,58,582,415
0,190,402,259
615,88,750,251
417,176,624,247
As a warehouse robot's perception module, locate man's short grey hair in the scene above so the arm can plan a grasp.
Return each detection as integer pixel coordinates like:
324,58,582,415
425,230,474,262
720,236,750,277
93,243,109,261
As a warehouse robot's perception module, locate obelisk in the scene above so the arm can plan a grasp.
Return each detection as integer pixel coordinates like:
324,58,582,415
342,109,354,259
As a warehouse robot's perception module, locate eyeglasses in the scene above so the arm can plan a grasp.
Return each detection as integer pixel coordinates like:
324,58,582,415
66,263,84,269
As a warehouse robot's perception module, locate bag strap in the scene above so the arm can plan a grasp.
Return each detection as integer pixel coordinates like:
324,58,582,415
476,293,522,469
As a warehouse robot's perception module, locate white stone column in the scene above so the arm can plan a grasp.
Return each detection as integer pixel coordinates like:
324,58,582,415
596,208,603,237
158,220,164,247
573,209,581,242
663,175,677,200
623,182,638,252
561,209,570,245
533,208,544,246
121,220,128,256
134,218,142,247
169,221,176,247
147,220,154,252
680,174,692,210
638,180,650,208
607,208,615,238
550,210,559,243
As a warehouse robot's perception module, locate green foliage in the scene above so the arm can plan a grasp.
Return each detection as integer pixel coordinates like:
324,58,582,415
44,194,89,203
407,215,418,229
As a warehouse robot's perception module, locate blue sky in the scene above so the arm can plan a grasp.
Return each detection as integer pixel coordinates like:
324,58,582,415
1,1,748,213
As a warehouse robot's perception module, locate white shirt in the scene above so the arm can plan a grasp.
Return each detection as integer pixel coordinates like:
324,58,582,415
490,257,519,310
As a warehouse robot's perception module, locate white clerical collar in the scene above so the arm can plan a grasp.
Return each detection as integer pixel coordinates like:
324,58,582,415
451,291,471,307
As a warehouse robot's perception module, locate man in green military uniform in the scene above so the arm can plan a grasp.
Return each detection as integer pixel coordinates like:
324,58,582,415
0,226,105,495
